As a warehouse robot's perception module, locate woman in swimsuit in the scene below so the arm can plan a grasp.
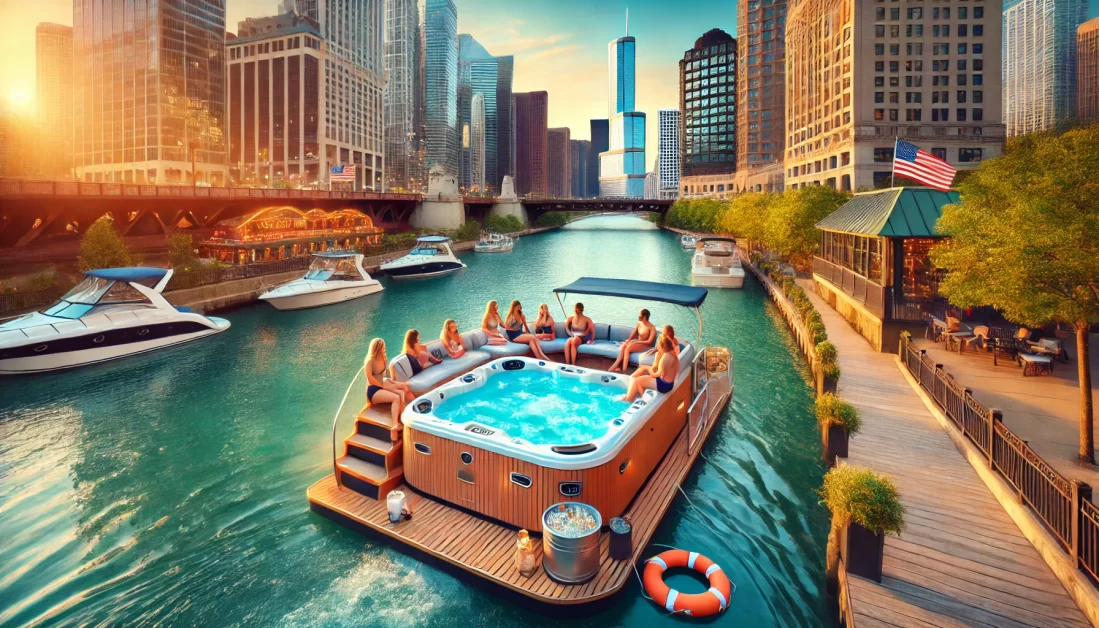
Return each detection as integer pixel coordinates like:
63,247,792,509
643,324,680,358
403,329,441,372
364,338,408,435
609,308,656,373
563,302,594,365
504,300,549,360
534,303,556,341
623,334,679,402
481,301,510,345
440,319,466,358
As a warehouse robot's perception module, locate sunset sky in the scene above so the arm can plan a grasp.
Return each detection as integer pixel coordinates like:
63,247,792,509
2,0,1098,159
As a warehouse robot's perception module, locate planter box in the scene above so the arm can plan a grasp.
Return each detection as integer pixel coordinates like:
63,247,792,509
844,521,885,582
822,375,838,395
821,423,849,466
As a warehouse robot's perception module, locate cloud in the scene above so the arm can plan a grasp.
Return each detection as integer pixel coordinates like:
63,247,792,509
522,43,581,62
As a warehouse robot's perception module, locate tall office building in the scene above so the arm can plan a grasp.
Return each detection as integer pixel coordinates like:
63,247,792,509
570,139,591,198
458,35,514,193
657,109,681,200
514,92,548,196
73,0,228,184
385,0,422,190
547,127,571,197
36,23,73,179
588,119,609,197
469,93,486,191
1080,18,1099,124
599,26,647,197
735,0,786,193
784,0,1004,191
424,0,459,176
644,157,659,199
679,29,736,198
1003,0,1088,136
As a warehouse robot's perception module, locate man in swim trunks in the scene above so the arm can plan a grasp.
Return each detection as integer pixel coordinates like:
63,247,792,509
609,308,656,373
563,302,594,365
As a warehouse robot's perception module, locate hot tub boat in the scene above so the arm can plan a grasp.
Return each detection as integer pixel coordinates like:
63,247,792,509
258,251,383,310
474,231,514,253
307,278,732,610
380,235,466,279
691,237,745,289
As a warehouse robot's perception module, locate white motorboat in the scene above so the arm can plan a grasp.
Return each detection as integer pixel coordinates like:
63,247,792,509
691,237,745,289
258,252,383,310
0,267,230,375
681,234,698,250
474,232,514,253
380,235,466,279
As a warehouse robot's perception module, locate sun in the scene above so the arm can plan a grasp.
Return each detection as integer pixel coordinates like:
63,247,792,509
6,88,33,114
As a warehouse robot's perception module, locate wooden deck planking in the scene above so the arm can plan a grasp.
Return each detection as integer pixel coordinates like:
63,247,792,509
798,280,1089,627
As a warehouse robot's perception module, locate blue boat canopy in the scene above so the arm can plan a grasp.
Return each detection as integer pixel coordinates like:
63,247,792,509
84,267,170,282
417,235,452,243
553,277,708,308
313,251,361,258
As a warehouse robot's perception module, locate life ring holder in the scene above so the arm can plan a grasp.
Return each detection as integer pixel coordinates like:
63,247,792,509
640,549,732,617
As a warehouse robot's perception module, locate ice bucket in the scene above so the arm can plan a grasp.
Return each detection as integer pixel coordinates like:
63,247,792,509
542,502,602,584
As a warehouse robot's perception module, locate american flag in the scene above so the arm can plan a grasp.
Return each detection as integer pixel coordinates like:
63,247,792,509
330,165,356,182
893,140,956,191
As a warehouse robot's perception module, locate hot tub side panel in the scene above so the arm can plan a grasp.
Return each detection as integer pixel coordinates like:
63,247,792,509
402,380,691,531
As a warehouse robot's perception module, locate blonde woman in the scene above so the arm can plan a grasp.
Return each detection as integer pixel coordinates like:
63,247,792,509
440,319,466,358
623,334,679,402
643,324,681,358
534,303,556,341
364,338,409,432
503,300,549,360
402,329,441,372
481,300,509,345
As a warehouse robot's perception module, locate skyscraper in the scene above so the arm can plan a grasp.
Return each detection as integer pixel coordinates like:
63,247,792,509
470,93,486,191
678,29,736,198
657,109,681,199
385,0,422,190
458,35,514,193
599,21,647,198
588,119,608,198
36,23,73,179
1079,18,1099,124
73,0,228,184
1003,0,1089,136
547,127,571,198
424,0,459,176
514,91,548,196
570,139,591,198
735,0,786,193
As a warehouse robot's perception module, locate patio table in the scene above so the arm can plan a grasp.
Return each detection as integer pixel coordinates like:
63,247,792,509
1017,353,1053,376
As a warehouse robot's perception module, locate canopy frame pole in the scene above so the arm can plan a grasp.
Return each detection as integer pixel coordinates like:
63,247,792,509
555,292,568,317
694,306,703,344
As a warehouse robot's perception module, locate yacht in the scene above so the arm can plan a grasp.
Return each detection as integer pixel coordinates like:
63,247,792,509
681,234,699,250
0,267,230,374
259,252,383,311
380,236,466,279
473,232,514,253
691,237,745,289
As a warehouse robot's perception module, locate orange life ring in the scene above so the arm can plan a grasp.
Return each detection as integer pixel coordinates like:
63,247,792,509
642,549,731,617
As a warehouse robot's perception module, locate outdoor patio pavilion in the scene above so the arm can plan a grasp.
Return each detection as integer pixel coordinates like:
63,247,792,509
200,207,384,265
812,187,957,352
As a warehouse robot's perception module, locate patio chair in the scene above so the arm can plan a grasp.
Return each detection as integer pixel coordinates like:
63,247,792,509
961,325,990,353
946,316,963,333
1028,337,1070,362
1014,327,1033,343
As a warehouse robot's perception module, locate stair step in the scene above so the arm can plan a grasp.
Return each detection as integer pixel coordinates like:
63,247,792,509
337,455,387,483
337,456,405,501
358,404,396,428
346,433,395,454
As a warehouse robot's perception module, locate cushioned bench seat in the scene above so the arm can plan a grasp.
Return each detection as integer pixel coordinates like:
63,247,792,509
480,341,531,358
391,347,492,394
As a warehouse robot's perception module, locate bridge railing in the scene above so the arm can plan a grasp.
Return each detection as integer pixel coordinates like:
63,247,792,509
0,179,421,202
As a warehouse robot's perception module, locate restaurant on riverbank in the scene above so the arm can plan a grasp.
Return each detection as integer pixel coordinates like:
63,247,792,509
200,207,384,264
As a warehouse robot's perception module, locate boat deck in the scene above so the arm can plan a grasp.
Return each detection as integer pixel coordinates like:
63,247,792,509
307,390,730,609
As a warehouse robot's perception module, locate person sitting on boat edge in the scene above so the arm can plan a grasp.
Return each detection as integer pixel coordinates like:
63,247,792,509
563,302,595,365
609,308,657,373
504,300,550,361
440,319,466,358
481,300,510,346
644,324,680,358
365,339,410,437
403,329,441,373
534,303,556,341
623,334,680,402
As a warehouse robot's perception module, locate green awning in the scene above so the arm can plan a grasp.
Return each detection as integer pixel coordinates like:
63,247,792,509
815,187,960,237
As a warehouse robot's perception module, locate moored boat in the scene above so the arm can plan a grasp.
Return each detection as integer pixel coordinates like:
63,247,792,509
258,251,382,311
681,234,698,250
691,237,745,289
380,235,466,279
0,267,229,375
474,231,514,253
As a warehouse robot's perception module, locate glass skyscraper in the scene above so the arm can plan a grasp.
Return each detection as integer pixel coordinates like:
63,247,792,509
385,0,422,190
458,35,514,193
599,34,646,198
36,23,73,179
424,0,459,177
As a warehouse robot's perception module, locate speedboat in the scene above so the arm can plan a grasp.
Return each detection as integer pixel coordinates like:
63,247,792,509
474,231,514,253
681,234,698,250
0,267,230,374
259,252,383,310
380,235,466,279
691,237,745,289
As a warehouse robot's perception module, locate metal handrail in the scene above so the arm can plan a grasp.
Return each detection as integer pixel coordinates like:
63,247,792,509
331,368,365,487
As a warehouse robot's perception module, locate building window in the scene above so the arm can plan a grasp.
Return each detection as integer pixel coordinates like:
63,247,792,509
974,7,984,18
874,148,894,162
907,7,922,19
906,108,922,122
875,76,885,87
973,44,983,54
973,74,983,86
875,44,885,55
973,25,983,37
956,109,967,122
889,92,899,103
875,92,885,103
875,109,885,121
973,90,983,104
931,148,947,160
959,148,983,162
876,25,885,37
972,108,983,121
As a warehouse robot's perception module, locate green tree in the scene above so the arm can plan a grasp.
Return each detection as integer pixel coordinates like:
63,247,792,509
930,126,1099,463
167,233,197,271
78,216,133,270
716,192,775,246
765,186,850,269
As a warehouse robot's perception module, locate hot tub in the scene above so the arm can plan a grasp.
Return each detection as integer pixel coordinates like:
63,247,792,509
402,357,690,531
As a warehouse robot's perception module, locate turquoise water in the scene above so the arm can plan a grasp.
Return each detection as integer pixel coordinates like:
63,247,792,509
0,215,832,627
430,368,631,445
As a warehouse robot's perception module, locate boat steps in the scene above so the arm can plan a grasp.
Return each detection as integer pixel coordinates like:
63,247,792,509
345,433,402,470
336,456,404,501
340,403,405,500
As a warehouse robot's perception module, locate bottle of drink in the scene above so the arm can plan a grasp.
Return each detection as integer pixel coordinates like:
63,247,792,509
515,529,536,578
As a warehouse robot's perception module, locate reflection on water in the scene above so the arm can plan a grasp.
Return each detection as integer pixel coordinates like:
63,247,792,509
0,215,829,626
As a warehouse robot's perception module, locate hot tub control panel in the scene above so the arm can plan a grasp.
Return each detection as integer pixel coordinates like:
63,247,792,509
559,481,583,497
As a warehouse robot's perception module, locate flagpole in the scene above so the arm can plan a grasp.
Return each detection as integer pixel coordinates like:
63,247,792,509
891,137,898,188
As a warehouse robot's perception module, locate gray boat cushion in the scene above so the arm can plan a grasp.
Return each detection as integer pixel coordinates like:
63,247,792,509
388,354,415,382
630,341,693,369
406,349,492,394
540,338,570,353
461,330,489,351
608,325,633,342
554,321,568,338
577,340,621,360
593,323,611,341
480,341,530,358
424,339,448,361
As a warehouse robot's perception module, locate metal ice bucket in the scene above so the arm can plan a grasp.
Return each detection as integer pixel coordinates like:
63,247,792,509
541,502,602,584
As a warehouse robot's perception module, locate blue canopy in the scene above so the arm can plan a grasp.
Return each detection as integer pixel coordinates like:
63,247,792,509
553,277,708,308
417,235,452,243
313,251,361,258
84,267,170,282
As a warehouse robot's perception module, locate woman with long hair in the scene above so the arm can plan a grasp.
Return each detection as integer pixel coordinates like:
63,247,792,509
563,302,594,365
364,338,409,433
440,319,466,358
402,329,441,372
534,303,556,342
481,300,509,345
623,333,679,402
643,324,680,358
503,300,549,360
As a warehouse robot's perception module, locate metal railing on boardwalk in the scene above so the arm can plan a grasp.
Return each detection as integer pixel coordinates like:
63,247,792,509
898,334,1098,583
167,256,312,290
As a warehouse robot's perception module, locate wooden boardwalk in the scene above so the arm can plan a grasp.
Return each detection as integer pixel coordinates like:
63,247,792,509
800,281,1089,628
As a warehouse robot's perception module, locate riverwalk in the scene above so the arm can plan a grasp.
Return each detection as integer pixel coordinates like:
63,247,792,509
798,279,1089,627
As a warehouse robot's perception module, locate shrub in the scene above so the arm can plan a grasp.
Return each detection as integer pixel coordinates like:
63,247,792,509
536,212,572,227
485,214,524,234
816,393,861,434
0,267,58,293
167,233,197,271
813,329,829,345
78,216,133,271
815,340,837,364
819,466,905,535
382,232,419,248
455,221,482,241
823,362,842,380
805,310,823,327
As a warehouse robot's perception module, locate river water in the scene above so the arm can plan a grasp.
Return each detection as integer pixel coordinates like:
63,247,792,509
0,215,830,627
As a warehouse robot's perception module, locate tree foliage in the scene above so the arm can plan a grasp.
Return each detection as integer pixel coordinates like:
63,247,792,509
167,233,198,271
485,214,525,234
820,466,905,535
78,216,133,271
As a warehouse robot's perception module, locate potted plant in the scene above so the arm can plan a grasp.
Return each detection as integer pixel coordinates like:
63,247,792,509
816,393,859,464
820,466,905,584
815,340,840,394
